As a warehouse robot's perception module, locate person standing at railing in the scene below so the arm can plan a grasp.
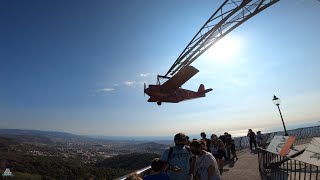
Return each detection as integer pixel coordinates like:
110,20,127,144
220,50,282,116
247,129,257,151
160,133,193,180
256,131,263,147
143,158,170,180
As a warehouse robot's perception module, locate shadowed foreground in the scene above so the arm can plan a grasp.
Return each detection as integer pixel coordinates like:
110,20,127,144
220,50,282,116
222,149,261,180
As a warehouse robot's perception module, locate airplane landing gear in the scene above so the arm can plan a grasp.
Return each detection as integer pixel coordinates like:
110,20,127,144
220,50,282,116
157,101,162,106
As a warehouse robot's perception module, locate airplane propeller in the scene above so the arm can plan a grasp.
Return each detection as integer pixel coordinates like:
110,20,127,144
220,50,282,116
144,83,146,97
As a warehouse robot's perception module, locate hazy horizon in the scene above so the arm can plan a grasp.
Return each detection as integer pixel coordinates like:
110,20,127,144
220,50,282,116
1,0,320,136
1,120,318,141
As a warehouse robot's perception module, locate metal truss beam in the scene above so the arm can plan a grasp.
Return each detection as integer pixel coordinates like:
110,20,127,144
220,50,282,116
165,0,280,76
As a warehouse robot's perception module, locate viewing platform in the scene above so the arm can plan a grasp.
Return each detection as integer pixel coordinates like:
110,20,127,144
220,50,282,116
117,125,320,180
117,148,263,179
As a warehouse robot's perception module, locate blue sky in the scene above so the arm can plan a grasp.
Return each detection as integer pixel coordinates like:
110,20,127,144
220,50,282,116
0,0,320,137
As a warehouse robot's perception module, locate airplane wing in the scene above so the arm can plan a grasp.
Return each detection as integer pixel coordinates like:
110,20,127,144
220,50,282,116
161,66,199,91
148,97,157,102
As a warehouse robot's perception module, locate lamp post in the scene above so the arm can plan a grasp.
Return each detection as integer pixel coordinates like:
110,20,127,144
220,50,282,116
272,95,288,136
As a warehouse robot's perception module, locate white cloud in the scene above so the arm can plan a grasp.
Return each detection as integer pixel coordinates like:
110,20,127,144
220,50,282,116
140,73,150,77
124,81,136,86
100,88,114,92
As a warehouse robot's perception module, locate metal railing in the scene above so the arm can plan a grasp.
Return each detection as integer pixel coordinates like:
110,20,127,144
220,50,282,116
258,148,319,180
234,125,320,150
114,166,151,180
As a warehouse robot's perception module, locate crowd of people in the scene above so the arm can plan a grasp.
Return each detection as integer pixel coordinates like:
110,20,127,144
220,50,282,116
126,129,263,180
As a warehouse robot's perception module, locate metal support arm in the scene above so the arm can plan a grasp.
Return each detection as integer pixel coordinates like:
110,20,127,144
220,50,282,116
165,0,280,76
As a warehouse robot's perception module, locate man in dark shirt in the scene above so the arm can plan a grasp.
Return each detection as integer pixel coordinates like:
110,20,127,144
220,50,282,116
200,132,211,152
224,132,232,159
247,129,257,150
160,133,192,180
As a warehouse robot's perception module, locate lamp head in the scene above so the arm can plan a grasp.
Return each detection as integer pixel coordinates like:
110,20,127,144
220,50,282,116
272,95,281,106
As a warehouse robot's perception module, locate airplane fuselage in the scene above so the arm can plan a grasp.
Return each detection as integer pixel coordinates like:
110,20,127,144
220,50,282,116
144,66,213,105
144,84,212,105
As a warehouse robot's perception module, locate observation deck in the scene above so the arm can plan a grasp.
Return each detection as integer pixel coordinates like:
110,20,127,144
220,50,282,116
116,125,320,180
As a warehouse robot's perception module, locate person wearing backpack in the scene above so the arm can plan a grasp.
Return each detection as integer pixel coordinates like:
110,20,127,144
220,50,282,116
160,133,193,180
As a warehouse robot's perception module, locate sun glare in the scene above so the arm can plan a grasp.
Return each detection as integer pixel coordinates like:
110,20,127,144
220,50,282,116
202,36,242,65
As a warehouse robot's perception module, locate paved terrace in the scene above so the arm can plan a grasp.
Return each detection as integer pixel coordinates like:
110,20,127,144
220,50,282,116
221,148,262,180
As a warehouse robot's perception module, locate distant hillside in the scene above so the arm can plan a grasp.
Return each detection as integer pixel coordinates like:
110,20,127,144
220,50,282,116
0,129,170,158
0,129,160,144
124,142,168,155
0,129,98,145
0,136,159,179
0,136,18,150
96,152,159,171
0,129,74,137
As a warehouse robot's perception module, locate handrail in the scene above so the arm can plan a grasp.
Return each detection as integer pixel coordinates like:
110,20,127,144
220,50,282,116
114,166,151,180
233,125,320,150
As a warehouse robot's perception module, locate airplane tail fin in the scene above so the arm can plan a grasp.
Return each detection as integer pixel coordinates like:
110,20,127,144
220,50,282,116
198,84,213,96
198,84,205,92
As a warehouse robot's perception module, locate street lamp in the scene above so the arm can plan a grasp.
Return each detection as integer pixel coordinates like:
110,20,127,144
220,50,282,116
272,95,288,136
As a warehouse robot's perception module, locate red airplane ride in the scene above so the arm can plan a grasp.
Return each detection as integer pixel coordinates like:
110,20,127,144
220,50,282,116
144,66,213,105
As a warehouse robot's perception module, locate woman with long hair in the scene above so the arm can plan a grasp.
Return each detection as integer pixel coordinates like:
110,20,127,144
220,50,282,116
189,140,222,180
